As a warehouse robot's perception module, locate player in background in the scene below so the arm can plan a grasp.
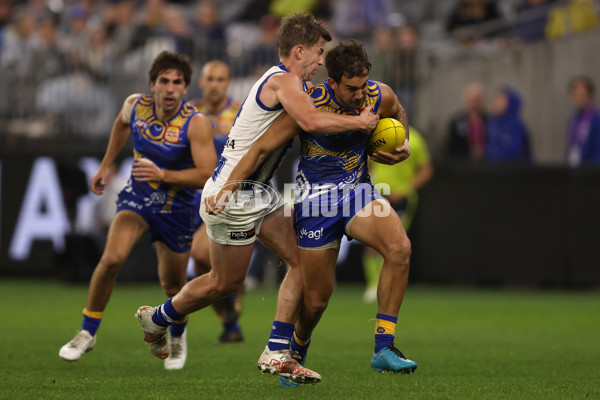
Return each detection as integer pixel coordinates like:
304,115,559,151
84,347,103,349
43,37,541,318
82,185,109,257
59,51,216,371
191,60,245,343
134,13,379,384
362,126,433,302
206,40,417,381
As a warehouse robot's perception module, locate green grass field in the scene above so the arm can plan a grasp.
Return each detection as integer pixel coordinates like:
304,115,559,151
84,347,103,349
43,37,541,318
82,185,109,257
2,280,599,400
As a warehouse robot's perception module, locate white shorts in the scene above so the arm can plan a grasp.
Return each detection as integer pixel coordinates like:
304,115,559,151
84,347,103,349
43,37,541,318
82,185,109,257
200,179,286,246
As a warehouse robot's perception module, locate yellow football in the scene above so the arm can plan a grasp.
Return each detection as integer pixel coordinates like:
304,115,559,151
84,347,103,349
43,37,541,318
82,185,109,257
367,118,406,156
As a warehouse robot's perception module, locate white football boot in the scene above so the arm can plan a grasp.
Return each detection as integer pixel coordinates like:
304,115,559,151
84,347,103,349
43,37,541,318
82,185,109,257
59,330,96,362
257,346,322,384
135,306,169,359
164,330,187,370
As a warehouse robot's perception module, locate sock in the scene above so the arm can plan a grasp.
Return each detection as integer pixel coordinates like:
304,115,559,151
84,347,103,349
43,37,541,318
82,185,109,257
374,313,397,353
169,315,189,337
224,320,241,333
82,308,102,336
363,254,383,290
267,321,295,351
290,331,311,360
152,298,185,327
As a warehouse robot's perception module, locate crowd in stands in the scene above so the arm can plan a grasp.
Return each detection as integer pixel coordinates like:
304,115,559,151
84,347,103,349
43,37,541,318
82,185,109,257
0,0,598,164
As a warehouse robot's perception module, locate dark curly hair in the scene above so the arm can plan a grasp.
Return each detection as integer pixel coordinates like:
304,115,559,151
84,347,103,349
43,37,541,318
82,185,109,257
148,51,193,87
325,39,372,83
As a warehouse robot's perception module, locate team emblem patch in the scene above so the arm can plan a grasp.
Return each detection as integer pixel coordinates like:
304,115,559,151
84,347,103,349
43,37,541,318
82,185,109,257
165,126,181,143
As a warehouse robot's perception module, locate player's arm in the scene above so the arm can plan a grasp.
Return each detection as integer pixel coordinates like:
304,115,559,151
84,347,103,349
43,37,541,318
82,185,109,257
370,83,411,165
91,94,139,195
268,73,379,134
205,113,300,215
132,114,216,189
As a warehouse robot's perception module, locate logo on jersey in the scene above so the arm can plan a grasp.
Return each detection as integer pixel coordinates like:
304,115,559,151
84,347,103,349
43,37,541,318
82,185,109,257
134,119,149,130
298,227,324,240
230,228,256,240
165,126,181,144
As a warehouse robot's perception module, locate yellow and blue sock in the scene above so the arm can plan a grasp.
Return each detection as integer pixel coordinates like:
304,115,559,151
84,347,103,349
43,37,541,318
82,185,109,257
169,315,188,337
267,321,294,351
152,298,185,327
374,313,397,353
290,331,311,359
82,309,102,336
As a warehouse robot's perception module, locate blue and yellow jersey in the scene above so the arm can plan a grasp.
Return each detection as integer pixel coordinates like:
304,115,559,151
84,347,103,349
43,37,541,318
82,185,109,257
194,96,241,159
129,95,198,213
297,80,382,186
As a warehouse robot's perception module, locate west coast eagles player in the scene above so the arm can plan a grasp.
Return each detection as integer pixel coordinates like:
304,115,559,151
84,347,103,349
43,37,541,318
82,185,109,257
207,40,417,381
59,51,216,371
191,60,245,344
134,13,379,384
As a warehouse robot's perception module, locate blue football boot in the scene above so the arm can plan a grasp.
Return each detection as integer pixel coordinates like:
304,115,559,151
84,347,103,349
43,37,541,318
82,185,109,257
371,343,417,374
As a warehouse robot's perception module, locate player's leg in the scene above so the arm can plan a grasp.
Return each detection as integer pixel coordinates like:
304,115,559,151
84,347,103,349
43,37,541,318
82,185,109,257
257,205,302,326
293,246,339,355
135,237,254,359
254,205,322,384
192,224,243,343
348,199,417,373
155,242,191,370
59,210,148,361
362,245,382,303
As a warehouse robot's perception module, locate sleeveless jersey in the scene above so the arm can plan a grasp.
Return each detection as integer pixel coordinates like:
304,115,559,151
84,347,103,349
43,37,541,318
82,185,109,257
210,62,305,189
128,95,199,213
297,80,382,187
194,96,242,159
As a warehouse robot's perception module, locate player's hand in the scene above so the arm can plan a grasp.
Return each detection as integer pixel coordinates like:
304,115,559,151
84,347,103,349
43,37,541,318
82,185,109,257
90,166,110,195
205,190,231,215
370,138,411,165
132,158,164,182
359,105,379,133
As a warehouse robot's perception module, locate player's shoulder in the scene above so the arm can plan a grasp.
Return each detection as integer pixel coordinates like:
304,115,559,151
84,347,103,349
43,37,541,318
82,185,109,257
193,98,207,111
306,82,330,104
125,93,145,105
180,99,197,116
229,98,243,112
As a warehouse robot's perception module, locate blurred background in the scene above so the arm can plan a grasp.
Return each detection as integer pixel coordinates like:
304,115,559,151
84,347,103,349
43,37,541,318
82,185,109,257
1,0,600,289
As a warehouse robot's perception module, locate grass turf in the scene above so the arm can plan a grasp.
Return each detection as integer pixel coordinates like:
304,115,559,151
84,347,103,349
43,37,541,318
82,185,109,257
1,280,599,399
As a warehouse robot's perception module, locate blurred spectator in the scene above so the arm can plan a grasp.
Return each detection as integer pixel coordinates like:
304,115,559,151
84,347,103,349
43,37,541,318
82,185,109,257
446,82,488,162
486,86,532,162
368,26,394,84
0,0,17,51
513,0,554,43
192,0,227,62
362,126,433,302
331,0,393,40
566,76,600,166
0,9,37,72
161,4,193,56
249,14,279,76
392,23,419,119
446,0,502,39
545,0,599,40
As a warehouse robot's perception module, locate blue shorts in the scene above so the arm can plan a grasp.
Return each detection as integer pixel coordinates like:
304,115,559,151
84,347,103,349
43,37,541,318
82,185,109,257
116,188,201,253
293,182,382,248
